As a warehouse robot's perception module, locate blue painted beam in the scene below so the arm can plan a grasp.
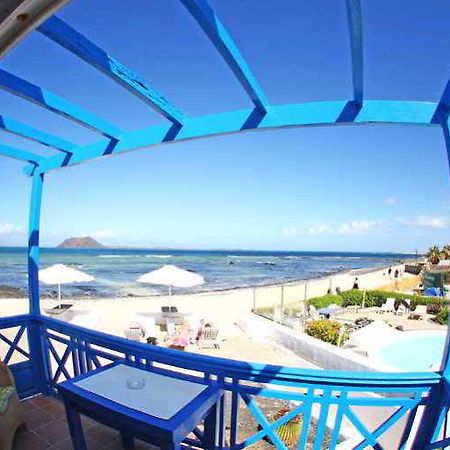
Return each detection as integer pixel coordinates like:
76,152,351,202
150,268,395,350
28,173,44,315
0,69,122,139
0,143,43,165
29,100,439,174
345,0,364,103
0,115,76,153
38,17,185,126
180,0,269,112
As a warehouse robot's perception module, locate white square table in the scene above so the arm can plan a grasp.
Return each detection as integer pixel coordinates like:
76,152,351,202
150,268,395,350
57,362,223,450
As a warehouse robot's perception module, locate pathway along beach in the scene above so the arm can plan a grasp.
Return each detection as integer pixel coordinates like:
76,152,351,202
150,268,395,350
0,263,415,332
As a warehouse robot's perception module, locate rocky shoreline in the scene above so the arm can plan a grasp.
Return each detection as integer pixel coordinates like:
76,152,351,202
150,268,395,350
0,285,27,298
0,284,108,299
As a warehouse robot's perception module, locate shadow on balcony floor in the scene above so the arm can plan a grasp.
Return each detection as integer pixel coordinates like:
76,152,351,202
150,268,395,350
13,395,157,449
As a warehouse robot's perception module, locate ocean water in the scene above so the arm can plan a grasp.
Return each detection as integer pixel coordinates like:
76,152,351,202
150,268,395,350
0,247,415,298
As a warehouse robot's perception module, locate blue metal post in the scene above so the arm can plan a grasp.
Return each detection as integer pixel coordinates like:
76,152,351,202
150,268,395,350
27,172,51,394
28,172,43,316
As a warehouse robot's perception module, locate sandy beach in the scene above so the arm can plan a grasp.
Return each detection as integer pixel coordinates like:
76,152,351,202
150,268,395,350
0,262,416,366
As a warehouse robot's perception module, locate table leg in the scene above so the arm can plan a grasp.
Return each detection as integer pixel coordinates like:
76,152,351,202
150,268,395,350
204,402,218,450
120,432,135,449
63,400,87,450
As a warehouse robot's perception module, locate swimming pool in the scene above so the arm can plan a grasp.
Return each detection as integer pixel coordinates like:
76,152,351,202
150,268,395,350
371,331,447,371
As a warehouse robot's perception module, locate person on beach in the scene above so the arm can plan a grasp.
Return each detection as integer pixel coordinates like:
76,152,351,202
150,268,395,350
353,277,359,289
195,319,208,341
394,269,399,278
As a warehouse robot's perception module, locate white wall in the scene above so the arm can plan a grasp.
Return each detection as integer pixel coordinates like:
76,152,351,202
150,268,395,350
237,312,388,372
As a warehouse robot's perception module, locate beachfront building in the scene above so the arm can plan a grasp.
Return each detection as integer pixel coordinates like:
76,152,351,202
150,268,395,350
0,1,449,449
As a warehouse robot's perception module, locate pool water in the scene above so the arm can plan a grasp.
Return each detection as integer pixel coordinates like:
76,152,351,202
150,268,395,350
374,332,446,371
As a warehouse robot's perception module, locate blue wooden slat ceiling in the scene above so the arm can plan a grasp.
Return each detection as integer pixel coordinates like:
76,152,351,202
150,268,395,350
0,0,447,177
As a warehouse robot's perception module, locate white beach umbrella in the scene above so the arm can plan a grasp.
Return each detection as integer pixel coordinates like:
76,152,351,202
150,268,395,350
39,263,94,302
347,320,399,352
137,265,204,305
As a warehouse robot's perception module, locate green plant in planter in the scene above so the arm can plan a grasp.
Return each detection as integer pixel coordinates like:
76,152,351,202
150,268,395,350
434,308,449,325
305,319,349,346
265,407,302,446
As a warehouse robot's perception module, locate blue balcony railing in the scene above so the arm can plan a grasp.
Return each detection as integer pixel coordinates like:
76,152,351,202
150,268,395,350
1,313,449,449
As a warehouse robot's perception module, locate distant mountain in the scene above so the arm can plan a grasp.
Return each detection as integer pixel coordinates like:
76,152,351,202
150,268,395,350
57,237,105,249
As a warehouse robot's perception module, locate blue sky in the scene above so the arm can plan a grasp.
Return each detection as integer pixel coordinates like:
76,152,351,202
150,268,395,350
1,0,450,252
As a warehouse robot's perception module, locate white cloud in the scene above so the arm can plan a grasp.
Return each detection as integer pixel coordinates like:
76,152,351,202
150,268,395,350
283,220,382,237
282,227,299,236
306,224,334,235
0,223,24,236
336,220,381,235
398,215,448,229
385,197,397,206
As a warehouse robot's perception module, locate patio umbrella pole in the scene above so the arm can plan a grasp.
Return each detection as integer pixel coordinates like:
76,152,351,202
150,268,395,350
58,283,61,303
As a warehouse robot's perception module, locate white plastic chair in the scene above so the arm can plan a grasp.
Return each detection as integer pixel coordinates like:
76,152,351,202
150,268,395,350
308,305,320,320
124,326,144,342
166,320,176,337
412,305,427,320
396,304,408,316
133,315,156,338
378,298,396,313
198,328,219,349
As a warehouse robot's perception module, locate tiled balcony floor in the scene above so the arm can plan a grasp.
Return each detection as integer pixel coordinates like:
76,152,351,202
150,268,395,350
13,395,156,449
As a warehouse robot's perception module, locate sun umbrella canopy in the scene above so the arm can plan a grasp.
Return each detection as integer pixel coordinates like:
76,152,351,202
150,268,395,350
347,320,399,351
39,264,94,285
137,265,204,288
39,263,94,302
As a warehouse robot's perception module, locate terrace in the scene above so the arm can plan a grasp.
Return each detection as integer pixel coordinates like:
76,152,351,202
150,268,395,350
0,1,450,449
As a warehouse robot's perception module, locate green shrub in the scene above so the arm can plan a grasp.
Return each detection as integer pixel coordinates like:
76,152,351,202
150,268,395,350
341,290,367,307
307,294,343,309
305,319,348,346
365,291,388,307
434,308,449,325
341,289,447,312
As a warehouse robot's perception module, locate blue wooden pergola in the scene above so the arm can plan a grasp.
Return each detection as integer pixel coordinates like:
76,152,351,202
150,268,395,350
1,1,450,448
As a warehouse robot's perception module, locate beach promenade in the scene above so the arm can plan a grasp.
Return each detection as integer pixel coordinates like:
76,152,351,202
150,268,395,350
1,263,408,317
0,263,412,364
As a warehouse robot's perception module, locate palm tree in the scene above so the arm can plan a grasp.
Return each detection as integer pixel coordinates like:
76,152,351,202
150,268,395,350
427,245,442,265
442,245,450,260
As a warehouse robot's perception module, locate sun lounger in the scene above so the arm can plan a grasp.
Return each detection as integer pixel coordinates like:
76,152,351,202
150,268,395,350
45,303,73,315
124,322,145,341
0,360,25,450
132,315,156,339
307,305,321,320
161,306,178,313
395,304,408,316
377,298,396,313
198,328,220,349
166,320,176,337
346,320,400,353
157,307,184,326
409,305,427,320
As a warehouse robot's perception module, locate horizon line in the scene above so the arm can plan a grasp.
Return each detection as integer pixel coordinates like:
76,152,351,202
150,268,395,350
0,244,421,256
